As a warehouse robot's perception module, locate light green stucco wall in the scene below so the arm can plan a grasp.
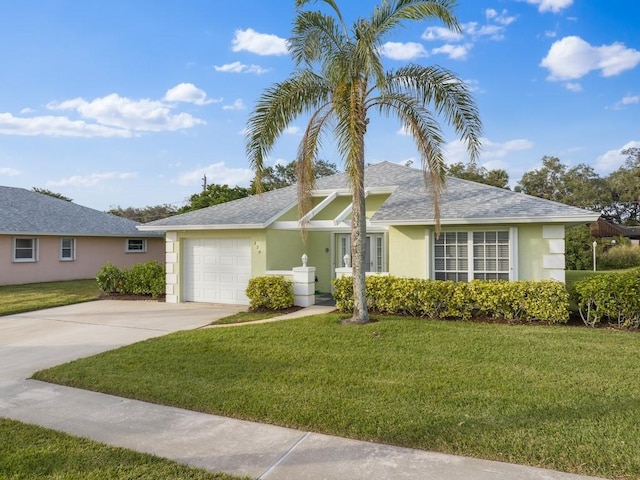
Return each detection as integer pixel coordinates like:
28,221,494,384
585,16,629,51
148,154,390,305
305,231,332,292
265,230,305,270
388,226,427,278
517,224,545,280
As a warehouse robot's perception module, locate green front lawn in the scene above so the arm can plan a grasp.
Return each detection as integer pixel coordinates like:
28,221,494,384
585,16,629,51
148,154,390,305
34,314,640,479
0,279,101,316
0,418,246,479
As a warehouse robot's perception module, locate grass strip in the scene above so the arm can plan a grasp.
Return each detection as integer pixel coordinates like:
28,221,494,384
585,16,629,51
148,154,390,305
0,279,100,316
34,314,640,479
0,417,247,479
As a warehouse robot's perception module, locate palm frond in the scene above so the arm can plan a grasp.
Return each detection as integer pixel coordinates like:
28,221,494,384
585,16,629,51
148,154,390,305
388,64,482,161
245,71,331,192
371,92,446,231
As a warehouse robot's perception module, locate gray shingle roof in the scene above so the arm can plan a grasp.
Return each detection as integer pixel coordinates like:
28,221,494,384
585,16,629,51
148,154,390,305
0,186,162,236
142,162,599,229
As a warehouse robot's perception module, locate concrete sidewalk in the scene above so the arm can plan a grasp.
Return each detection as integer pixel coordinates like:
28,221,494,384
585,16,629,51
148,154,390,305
0,300,605,480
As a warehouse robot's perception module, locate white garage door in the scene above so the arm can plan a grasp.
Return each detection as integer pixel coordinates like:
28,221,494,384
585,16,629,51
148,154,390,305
183,238,251,305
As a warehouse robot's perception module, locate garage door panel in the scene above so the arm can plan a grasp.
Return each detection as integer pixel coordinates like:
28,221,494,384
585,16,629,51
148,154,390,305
183,238,251,305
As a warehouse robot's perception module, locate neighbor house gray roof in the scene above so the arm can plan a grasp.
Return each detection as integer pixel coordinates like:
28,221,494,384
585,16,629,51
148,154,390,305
140,162,599,230
0,186,162,237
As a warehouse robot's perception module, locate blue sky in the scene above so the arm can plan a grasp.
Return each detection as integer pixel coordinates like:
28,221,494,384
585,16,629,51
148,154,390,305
0,0,639,211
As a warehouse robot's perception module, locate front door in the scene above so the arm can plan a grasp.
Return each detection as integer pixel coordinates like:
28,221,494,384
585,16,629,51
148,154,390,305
337,233,385,272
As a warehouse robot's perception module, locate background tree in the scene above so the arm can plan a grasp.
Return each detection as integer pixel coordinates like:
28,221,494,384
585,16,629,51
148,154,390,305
515,156,610,211
107,205,178,223
32,187,72,202
178,184,250,213
257,159,339,192
603,147,640,224
514,156,567,202
446,161,508,188
246,0,482,324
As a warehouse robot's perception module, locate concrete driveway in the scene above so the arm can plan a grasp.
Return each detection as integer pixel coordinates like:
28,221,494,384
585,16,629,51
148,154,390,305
0,299,244,383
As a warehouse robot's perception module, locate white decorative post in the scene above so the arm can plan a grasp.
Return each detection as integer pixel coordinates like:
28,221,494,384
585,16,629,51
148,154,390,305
293,254,315,307
336,253,353,279
592,241,597,272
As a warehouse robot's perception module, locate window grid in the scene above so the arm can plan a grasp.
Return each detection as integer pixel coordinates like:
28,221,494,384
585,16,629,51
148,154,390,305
126,238,147,253
14,238,37,262
60,238,76,261
434,231,509,281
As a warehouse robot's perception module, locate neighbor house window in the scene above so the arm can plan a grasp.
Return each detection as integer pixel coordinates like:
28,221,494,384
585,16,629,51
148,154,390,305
13,237,37,262
126,238,147,253
60,238,76,261
434,231,510,281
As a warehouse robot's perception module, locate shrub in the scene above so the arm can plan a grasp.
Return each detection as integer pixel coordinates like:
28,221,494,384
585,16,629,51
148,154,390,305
598,244,640,270
246,276,294,311
575,268,640,328
332,276,568,324
124,261,165,297
95,263,126,295
96,261,165,298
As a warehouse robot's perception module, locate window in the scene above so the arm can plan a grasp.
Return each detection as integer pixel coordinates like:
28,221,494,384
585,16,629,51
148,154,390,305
13,237,37,262
60,238,76,261
434,231,510,281
126,238,147,253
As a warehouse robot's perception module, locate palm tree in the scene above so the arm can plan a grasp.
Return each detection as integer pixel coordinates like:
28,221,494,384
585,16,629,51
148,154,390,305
246,0,482,324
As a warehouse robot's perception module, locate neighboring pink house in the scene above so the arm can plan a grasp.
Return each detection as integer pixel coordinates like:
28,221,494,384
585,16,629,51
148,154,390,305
1,186,164,286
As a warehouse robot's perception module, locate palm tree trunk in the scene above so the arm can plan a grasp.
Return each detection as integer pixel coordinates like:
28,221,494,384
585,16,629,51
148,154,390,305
347,153,369,324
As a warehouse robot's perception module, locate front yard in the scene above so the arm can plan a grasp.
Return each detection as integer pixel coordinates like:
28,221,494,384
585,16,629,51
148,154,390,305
34,313,640,480
0,279,100,316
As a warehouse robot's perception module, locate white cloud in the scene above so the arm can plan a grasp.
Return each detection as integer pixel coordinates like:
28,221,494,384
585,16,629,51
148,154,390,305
0,112,132,137
231,28,288,56
164,83,217,105
0,166,20,176
223,99,245,111
48,172,138,187
380,41,428,60
47,93,205,132
524,0,573,13
19,107,35,114
422,26,463,42
284,126,301,135
622,95,640,105
541,36,640,81
214,61,268,74
431,44,471,60
176,161,254,187
445,137,534,164
565,82,583,92
485,9,517,26
463,79,482,93
594,141,640,173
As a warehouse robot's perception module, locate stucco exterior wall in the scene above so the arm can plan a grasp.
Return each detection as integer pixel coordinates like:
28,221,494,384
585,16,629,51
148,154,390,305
388,226,427,279
0,234,164,286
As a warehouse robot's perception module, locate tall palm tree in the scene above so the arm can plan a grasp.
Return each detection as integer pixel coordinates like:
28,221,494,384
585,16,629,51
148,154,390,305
246,0,482,324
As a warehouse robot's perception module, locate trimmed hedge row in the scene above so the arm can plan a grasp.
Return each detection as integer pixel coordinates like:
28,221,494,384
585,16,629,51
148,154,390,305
575,268,640,328
96,261,165,298
246,276,294,311
332,276,569,324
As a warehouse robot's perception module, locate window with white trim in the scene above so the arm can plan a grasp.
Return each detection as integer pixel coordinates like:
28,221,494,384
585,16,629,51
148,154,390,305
434,231,510,281
126,238,147,253
13,237,37,262
60,238,76,261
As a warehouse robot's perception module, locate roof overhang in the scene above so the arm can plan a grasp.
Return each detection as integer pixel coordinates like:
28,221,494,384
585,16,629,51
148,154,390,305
137,224,265,232
371,214,601,227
